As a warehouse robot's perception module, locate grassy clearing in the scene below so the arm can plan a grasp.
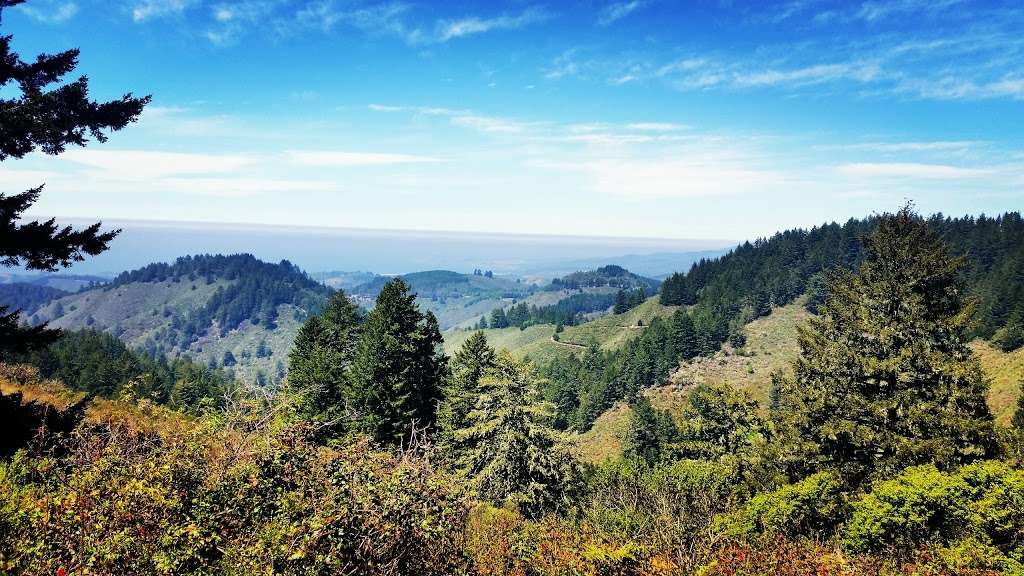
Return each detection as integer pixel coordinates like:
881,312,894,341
443,296,678,366
971,340,1024,425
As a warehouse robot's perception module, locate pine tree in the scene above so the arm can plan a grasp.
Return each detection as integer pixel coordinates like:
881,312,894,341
489,307,509,329
437,331,495,457
773,206,997,483
671,309,699,360
456,353,579,516
283,291,361,436
623,396,678,463
614,289,629,314
0,1,149,357
347,278,447,445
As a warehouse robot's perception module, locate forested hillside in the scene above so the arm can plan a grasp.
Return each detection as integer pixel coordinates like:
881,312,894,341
32,254,331,384
661,212,1024,354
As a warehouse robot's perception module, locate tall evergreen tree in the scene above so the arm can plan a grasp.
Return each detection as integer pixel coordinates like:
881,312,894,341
347,278,447,445
0,0,149,357
613,289,629,314
772,206,997,483
437,331,496,457
623,396,679,463
671,309,699,360
283,291,361,436
456,353,579,516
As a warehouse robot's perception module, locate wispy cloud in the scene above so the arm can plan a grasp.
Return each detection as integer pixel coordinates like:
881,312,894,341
733,62,881,87
130,0,197,22
597,1,646,26
285,150,443,166
857,0,966,22
836,162,990,179
17,0,78,23
436,6,551,42
61,149,255,179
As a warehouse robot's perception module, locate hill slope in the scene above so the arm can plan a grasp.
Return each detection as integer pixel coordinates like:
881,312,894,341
32,254,331,384
444,296,678,365
572,301,1024,463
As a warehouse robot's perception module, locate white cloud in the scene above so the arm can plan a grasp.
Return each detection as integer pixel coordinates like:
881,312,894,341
17,1,78,23
131,0,197,22
820,141,984,153
734,62,881,87
628,122,687,132
285,150,443,166
367,104,406,112
60,150,255,179
597,1,646,26
449,114,530,134
857,0,965,22
836,162,990,179
436,6,551,42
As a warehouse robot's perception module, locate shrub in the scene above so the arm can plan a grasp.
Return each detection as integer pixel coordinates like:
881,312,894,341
722,470,846,539
843,461,1024,572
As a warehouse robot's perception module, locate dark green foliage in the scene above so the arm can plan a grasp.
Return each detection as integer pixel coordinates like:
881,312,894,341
455,353,580,516
20,329,229,410
623,396,679,463
0,387,87,459
347,278,447,445
541,310,697,432
676,384,770,462
283,291,363,438
550,265,660,293
772,207,997,484
613,287,646,315
492,292,620,330
437,331,496,458
661,211,1024,353
0,3,147,355
489,307,509,328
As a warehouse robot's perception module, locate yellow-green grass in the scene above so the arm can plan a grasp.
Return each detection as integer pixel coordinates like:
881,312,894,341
971,340,1024,426
443,296,678,365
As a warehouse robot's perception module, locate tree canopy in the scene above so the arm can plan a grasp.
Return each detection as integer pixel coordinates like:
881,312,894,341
0,0,149,356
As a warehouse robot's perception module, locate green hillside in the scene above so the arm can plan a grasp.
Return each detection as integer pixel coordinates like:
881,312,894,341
573,301,1024,464
444,295,678,365
351,269,537,330
32,255,330,384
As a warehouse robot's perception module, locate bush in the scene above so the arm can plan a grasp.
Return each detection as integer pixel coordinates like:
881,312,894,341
722,470,846,539
843,461,1024,572
0,403,470,576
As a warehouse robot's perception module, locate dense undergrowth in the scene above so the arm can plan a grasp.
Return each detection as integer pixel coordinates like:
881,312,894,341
2,365,1020,575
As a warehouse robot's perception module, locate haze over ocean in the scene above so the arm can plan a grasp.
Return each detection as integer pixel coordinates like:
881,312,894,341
33,219,731,278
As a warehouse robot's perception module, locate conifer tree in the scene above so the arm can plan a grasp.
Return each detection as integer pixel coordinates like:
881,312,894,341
772,206,997,483
614,289,629,314
623,396,679,463
0,0,149,356
437,331,495,457
671,308,699,360
456,353,579,516
283,291,361,436
347,278,447,444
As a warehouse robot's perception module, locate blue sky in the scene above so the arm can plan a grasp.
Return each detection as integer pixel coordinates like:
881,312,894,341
2,0,1023,241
